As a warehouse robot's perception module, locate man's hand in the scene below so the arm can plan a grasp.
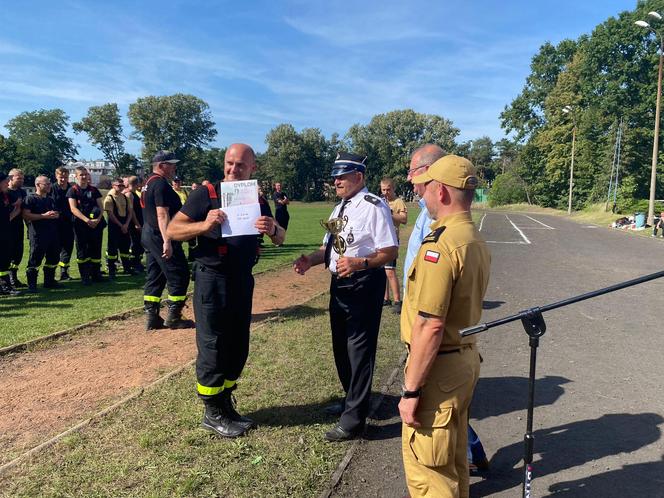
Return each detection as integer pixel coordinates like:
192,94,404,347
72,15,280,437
336,256,360,277
204,208,226,231
121,223,129,234
293,254,312,275
86,218,98,228
255,215,275,235
44,210,59,219
398,396,421,428
162,240,172,259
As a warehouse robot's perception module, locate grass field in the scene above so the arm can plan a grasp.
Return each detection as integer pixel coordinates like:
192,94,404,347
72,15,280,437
0,202,335,348
0,291,405,498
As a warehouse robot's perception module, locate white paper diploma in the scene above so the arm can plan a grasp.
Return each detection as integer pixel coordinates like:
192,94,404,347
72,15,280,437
219,180,261,237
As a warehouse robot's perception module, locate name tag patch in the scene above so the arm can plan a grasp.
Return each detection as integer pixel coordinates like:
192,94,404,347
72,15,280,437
424,250,440,263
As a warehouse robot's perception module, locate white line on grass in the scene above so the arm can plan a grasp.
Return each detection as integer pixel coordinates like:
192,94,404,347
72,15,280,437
479,213,487,231
522,214,555,229
505,215,531,244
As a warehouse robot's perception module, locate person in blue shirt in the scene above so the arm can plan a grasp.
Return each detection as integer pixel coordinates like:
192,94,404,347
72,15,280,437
404,144,489,473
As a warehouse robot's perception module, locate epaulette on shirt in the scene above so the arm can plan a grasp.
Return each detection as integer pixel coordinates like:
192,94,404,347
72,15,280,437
363,194,382,206
422,226,446,244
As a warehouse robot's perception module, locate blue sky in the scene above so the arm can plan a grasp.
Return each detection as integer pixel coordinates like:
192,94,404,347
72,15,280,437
0,0,638,159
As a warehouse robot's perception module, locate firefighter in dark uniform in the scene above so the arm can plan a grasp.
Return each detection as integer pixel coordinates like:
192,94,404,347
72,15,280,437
51,166,75,280
293,152,398,442
7,168,27,287
23,175,61,292
125,176,145,272
141,151,191,330
104,178,135,278
398,155,490,498
0,172,22,296
167,143,286,438
67,166,106,285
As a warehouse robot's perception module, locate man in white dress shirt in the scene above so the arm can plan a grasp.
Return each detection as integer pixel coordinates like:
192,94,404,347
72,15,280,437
294,152,398,441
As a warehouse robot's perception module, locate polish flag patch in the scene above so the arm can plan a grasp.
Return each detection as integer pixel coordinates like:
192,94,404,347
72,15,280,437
424,250,440,263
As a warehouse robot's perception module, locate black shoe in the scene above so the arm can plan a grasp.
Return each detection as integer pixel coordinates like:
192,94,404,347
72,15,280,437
382,299,392,307
324,424,362,442
59,268,71,281
144,302,165,331
9,270,26,288
392,301,402,314
164,301,194,329
323,402,345,416
201,404,246,438
220,390,256,431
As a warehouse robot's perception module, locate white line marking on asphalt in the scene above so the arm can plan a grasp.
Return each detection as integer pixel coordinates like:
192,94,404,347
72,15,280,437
485,241,529,244
479,213,487,231
523,215,555,229
505,215,531,244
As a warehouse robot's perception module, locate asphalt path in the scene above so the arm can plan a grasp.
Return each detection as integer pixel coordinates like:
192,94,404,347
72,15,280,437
331,211,664,497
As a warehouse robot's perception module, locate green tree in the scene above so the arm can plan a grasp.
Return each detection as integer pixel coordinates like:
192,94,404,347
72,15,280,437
127,94,217,163
0,134,17,172
73,103,126,169
345,109,459,194
5,109,77,176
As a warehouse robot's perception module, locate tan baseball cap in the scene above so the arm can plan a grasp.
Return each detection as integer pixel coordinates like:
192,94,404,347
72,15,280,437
411,154,479,189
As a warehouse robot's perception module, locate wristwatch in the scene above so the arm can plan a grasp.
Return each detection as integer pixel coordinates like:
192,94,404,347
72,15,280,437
400,385,421,399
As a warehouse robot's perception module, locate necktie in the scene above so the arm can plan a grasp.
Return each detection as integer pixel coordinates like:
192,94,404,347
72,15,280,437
324,199,350,268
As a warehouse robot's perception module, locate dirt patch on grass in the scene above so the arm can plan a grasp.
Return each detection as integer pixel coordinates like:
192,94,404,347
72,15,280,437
0,265,330,465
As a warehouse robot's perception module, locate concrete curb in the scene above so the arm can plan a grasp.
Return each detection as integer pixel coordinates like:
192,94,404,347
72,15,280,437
319,349,408,498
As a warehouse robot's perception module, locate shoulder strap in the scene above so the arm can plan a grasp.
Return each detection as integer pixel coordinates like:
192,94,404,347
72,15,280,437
206,183,220,209
422,226,446,244
140,174,162,209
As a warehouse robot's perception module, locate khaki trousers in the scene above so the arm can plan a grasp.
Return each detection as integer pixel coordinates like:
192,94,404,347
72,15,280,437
402,345,480,498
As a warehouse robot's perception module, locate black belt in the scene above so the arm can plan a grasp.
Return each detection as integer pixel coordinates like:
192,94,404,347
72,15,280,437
330,267,381,280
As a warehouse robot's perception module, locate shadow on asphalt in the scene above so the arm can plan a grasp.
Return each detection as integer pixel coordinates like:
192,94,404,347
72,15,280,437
546,456,664,496
482,300,506,310
472,375,570,420
471,412,664,496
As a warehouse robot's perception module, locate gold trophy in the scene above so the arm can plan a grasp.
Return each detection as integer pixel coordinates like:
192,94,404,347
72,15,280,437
320,216,348,256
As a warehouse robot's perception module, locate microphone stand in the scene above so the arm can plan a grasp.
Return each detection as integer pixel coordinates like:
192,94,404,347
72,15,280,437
459,270,664,498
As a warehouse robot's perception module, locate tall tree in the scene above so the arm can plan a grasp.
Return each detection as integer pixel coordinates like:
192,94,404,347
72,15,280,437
127,94,217,164
0,134,17,172
73,103,126,169
5,109,77,176
346,109,459,194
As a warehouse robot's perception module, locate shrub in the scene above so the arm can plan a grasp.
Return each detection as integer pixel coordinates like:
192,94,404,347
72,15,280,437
488,172,528,207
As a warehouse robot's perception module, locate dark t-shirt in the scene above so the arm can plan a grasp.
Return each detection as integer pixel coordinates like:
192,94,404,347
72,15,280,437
272,191,288,212
51,183,72,224
24,194,58,238
7,188,26,230
180,184,273,274
66,185,103,220
128,191,143,225
142,174,181,227
0,192,12,230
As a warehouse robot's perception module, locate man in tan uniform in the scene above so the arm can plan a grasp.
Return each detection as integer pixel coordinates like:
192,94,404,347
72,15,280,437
380,177,407,312
399,155,490,498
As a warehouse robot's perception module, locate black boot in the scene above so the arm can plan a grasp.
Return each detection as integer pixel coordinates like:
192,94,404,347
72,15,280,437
79,262,92,286
9,269,26,288
164,301,194,329
144,301,165,331
219,387,256,431
201,400,246,438
0,275,21,296
59,265,71,281
123,262,137,275
43,266,60,289
90,262,106,282
26,268,39,293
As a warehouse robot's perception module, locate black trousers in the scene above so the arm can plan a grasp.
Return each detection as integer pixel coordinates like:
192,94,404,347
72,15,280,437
129,226,144,264
73,220,104,265
107,218,132,268
142,224,189,302
329,268,386,432
27,233,60,270
193,264,254,399
9,220,24,269
275,209,290,230
57,221,74,268
0,233,10,276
